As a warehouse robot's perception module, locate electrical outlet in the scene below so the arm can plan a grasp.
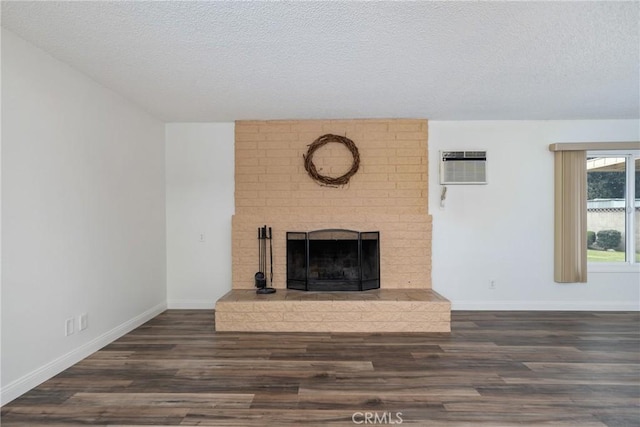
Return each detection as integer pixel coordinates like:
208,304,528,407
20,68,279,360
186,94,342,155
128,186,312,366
79,313,88,331
489,280,496,290
65,318,75,336
199,233,205,242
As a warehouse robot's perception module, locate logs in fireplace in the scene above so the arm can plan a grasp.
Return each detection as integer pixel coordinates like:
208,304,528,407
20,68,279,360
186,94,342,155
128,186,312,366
286,229,380,291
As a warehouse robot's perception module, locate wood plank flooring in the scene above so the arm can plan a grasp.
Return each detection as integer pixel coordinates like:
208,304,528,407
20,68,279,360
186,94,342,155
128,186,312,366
2,310,639,426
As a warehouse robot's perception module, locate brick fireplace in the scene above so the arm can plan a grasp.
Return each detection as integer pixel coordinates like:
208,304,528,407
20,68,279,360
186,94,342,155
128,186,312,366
215,119,450,332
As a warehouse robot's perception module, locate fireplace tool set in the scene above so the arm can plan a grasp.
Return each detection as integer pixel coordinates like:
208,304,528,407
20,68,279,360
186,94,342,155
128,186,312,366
255,225,276,294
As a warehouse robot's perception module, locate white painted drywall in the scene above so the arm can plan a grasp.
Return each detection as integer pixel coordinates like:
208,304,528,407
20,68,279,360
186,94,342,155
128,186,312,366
1,29,167,404
165,123,235,308
163,120,639,311
429,120,640,310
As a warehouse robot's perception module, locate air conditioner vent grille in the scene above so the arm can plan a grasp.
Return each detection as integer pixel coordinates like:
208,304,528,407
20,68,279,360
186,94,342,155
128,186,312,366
440,150,487,184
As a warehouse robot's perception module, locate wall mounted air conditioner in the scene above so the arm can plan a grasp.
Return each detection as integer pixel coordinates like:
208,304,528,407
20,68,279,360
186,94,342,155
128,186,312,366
439,151,487,184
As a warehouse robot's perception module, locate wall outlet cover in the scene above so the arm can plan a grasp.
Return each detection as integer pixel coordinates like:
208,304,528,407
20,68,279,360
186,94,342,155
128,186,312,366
65,318,74,336
79,313,88,331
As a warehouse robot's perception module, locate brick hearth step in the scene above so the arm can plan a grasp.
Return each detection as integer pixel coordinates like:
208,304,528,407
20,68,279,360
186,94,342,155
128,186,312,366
214,289,450,333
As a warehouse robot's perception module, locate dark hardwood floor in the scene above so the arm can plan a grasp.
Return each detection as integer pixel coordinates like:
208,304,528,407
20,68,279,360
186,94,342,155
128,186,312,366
2,310,639,426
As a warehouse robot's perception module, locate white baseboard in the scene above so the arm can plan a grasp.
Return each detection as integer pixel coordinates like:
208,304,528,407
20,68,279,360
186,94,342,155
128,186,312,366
1,302,167,406
167,299,215,309
452,301,640,311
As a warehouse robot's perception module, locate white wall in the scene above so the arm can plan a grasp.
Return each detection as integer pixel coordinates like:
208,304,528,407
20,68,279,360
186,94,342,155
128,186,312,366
1,29,167,404
163,120,639,312
165,123,235,308
429,120,640,310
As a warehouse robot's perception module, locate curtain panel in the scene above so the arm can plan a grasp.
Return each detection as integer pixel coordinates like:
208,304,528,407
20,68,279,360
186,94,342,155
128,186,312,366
553,150,587,283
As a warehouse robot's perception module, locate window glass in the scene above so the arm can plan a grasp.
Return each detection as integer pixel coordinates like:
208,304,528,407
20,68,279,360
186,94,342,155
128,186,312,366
586,157,626,262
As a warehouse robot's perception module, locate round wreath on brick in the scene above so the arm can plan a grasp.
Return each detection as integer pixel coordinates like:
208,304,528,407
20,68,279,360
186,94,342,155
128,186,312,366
303,134,360,187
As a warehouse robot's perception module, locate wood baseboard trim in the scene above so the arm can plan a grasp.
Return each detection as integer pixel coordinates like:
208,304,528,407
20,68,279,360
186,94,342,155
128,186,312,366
452,301,640,311
1,302,167,406
167,299,215,309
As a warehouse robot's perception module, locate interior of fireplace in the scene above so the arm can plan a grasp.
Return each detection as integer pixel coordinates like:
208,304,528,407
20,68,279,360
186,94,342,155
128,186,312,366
286,229,380,292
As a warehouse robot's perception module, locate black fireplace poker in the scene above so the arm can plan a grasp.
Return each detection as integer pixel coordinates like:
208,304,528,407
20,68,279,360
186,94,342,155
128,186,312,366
255,225,276,294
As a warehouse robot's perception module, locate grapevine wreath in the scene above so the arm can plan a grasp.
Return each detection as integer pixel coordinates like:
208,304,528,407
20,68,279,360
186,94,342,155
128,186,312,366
303,134,360,187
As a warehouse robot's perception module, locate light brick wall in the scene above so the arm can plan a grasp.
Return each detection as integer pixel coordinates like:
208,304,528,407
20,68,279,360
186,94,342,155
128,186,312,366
233,119,432,289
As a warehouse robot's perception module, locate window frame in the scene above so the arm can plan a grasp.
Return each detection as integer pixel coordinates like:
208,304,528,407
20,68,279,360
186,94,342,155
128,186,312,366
587,149,639,272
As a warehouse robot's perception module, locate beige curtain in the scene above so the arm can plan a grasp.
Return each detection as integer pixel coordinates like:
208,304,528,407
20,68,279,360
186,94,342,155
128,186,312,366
554,150,587,283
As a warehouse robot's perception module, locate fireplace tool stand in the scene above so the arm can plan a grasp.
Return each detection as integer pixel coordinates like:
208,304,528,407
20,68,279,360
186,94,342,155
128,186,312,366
255,225,276,294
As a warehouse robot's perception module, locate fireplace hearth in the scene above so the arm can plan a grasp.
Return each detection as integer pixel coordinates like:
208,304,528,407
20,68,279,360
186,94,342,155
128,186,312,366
287,229,380,291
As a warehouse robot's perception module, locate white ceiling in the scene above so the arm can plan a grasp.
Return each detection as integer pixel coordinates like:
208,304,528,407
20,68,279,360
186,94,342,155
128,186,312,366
1,1,638,122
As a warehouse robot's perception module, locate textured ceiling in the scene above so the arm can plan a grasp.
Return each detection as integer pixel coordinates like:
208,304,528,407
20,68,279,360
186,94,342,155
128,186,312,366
1,1,638,122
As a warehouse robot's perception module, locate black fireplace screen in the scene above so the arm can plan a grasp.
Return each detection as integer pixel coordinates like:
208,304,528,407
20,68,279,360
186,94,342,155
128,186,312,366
287,229,380,291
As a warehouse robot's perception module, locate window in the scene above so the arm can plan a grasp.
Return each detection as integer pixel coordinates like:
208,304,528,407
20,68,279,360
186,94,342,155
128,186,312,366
550,142,639,282
587,151,639,265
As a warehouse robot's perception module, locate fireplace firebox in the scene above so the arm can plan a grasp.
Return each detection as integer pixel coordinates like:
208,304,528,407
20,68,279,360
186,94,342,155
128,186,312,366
287,229,380,291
